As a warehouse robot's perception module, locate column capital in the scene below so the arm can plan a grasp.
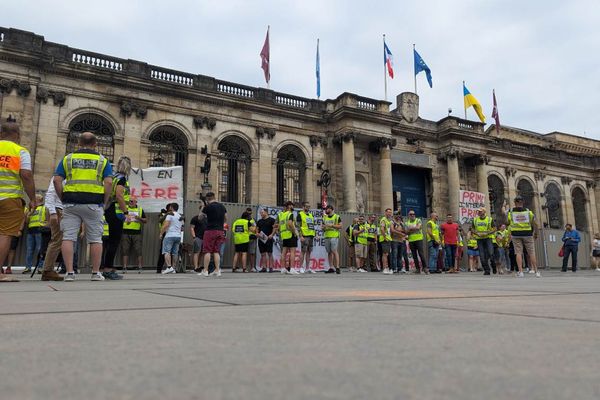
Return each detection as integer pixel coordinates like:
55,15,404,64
255,126,276,140
369,137,396,153
437,146,463,161
586,180,597,189
561,176,573,186
504,167,517,178
332,131,356,145
471,153,489,166
309,135,328,147
534,170,546,181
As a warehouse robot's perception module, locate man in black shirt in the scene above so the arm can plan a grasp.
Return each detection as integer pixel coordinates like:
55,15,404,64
256,208,277,272
199,192,227,277
190,203,207,272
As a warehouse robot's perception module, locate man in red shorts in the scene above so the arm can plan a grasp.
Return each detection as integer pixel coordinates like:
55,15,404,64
199,192,227,277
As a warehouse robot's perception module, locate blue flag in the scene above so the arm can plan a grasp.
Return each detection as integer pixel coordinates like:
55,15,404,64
316,39,321,98
414,49,433,88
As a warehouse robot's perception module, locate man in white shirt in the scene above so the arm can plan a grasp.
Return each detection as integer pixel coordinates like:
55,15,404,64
160,203,183,274
40,177,64,281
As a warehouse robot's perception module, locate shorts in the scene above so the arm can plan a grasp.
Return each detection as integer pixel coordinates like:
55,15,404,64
282,237,298,248
235,242,249,253
512,236,535,255
380,241,391,254
355,243,368,258
258,239,274,254
162,236,181,256
193,237,203,253
592,249,600,258
10,235,20,250
301,236,314,252
324,237,339,253
203,230,225,254
0,198,25,236
121,234,142,256
61,204,104,243
248,239,256,255
467,248,479,257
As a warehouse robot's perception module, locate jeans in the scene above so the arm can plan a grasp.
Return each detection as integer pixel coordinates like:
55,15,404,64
103,204,124,270
497,247,510,269
26,232,42,269
409,240,425,272
444,244,457,270
562,245,578,271
477,238,496,273
428,240,440,272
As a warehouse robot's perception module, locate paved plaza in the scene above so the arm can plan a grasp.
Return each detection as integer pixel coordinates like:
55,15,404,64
2,270,599,400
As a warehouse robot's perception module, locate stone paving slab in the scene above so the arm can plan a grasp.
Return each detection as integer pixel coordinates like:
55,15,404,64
1,271,599,400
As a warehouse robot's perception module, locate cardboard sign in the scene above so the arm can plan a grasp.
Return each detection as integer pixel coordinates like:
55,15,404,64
128,166,183,213
458,190,486,224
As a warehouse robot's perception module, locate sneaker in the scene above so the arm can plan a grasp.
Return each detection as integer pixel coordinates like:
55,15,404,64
138,267,143,274
198,271,209,277
596,268,600,272
91,273,105,281
22,267,32,274
307,269,316,274
383,269,393,275
516,272,524,278
535,272,541,278
103,271,123,280
210,269,221,277
357,268,367,273
41,270,64,281
161,267,176,275
528,270,535,274
299,268,306,274
122,267,127,274
400,268,407,274
64,273,75,282
281,268,289,275
336,268,341,274
324,269,335,274
268,268,273,273
289,269,300,275
4,266,12,274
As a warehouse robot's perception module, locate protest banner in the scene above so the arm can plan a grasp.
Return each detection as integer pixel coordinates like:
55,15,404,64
128,166,184,213
255,205,329,271
458,190,486,224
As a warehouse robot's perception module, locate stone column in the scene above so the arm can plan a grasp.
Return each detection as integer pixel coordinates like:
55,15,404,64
475,155,489,208
446,150,460,217
505,167,517,203
340,132,357,212
587,181,599,233
378,139,393,211
562,177,575,225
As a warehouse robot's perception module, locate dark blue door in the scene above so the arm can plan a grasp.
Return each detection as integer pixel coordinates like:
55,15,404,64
392,165,427,217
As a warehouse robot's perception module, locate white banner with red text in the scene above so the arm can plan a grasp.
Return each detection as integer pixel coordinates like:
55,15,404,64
128,166,184,213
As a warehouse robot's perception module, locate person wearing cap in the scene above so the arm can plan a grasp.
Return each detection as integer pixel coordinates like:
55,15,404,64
365,214,379,271
405,210,426,274
278,201,299,275
505,196,540,277
321,204,342,274
352,215,369,272
472,207,497,275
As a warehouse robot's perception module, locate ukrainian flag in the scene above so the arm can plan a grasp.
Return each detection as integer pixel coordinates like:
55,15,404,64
463,83,485,123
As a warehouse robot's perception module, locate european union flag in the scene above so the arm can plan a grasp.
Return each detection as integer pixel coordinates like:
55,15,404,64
414,49,433,88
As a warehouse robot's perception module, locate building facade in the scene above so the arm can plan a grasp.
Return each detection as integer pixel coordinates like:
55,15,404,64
0,27,599,236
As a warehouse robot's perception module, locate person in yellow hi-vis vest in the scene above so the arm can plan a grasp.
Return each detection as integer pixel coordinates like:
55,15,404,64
278,201,299,275
23,194,47,274
232,211,256,272
426,212,441,273
352,215,369,272
405,209,426,274
379,208,394,275
0,118,37,282
321,204,342,274
472,207,497,275
297,201,316,274
121,197,147,273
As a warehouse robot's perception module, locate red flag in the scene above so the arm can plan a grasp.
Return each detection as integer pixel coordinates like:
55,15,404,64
260,27,270,84
491,89,500,134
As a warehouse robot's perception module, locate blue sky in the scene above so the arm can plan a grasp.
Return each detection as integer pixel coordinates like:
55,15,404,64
7,0,600,139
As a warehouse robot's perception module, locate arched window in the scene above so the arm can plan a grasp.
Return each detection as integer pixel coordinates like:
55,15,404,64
217,136,251,203
148,126,188,168
516,179,535,211
544,183,563,229
67,113,115,161
572,187,588,231
487,174,505,224
276,145,306,206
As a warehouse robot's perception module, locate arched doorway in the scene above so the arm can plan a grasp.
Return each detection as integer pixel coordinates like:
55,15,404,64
148,126,188,168
516,179,535,211
217,135,251,203
487,174,505,225
572,187,588,231
67,113,115,161
544,183,563,229
276,144,306,206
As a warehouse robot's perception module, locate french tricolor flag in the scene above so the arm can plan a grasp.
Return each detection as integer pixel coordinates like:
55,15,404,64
384,41,394,79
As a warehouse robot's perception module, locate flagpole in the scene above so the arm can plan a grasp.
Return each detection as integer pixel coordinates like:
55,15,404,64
267,25,270,90
463,80,467,120
383,34,387,101
316,38,320,100
413,44,417,95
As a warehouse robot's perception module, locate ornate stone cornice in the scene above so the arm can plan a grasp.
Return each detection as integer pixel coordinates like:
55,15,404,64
586,180,597,189
35,87,66,107
255,126,276,140
561,176,572,185
193,115,216,130
309,135,328,147
504,167,517,177
120,100,147,119
534,171,546,181
0,78,31,97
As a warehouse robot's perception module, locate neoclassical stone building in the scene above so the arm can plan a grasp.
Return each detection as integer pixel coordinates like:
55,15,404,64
0,27,599,237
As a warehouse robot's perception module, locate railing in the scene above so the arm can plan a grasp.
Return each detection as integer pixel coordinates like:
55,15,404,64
72,49,123,71
216,81,255,98
275,94,308,109
457,121,474,129
150,66,194,86
356,96,377,111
